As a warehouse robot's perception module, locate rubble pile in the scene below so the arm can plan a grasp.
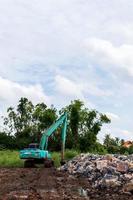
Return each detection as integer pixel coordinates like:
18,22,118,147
59,154,133,193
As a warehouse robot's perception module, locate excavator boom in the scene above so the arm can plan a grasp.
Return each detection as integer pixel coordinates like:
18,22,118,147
39,113,67,151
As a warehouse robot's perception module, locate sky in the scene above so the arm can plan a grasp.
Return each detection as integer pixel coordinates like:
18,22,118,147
0,0,133,141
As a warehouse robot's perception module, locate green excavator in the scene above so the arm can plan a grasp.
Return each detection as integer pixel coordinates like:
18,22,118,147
19,113,67,167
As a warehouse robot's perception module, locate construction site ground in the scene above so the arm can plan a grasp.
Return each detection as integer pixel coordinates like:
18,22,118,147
0,168,132,200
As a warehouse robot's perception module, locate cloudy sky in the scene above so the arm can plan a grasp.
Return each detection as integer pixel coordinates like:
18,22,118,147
0,0,133,141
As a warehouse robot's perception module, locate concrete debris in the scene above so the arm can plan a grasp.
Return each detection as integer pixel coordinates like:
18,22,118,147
116,162,128,173
59,154,133,193
123,180,133,194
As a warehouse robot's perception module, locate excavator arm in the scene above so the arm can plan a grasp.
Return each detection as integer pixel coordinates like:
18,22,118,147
39,113,67,161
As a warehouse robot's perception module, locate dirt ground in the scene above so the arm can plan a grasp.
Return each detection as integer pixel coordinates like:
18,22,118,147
0,168,132,200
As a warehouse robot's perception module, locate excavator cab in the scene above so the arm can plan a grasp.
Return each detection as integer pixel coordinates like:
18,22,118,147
28,143,39,149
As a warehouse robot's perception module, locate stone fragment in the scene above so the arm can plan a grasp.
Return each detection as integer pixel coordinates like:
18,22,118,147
123,180,133,194
116,162,128,173
96,160,108,170
124,173,133,180
59,153,133,190
128,163,133,173
102,176,121,188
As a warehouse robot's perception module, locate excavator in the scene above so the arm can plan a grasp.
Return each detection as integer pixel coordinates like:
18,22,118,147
19,113,67,167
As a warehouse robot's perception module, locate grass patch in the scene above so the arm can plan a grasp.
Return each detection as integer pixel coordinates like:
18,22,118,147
65,149,79,159
52,149,79,167
0,149,79,168
52,152,61,167
0,150,23,167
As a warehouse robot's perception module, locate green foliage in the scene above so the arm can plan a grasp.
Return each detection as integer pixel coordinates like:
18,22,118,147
94,142,108,155
65,149,79,159
3,96,132,157
119,146,129,154
107,145,120,154
52,152,61,167
2,97,111,153
78,110,110,152
60,100,110,152
103,134,133,155
3,97,57,148
70,100,82,149
52,149,79,167
104,134,121,154
104,134,121,148
0,150,79,168
128,145,133,154
0,132,16,149
0,150,23,167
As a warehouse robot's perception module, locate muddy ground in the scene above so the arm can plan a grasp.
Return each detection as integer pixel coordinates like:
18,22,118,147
0,168,132,200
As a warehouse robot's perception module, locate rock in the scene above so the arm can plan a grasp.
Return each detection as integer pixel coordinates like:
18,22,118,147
128,163,133,173
96,160,108,170
59,154,133,190
104,155,118,162
123,180,133,194
116,162,128,173
102,176,121,188
124,173,133,180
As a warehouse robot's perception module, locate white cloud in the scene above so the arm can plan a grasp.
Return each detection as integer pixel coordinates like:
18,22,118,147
55,75,84,98
54,75,96,108
83,83,112,97
121,130,133,140
85,38,133,77
99,126,133,143
0,0,133,140
55,73,112,99
0,76,50,107
105,112,120,121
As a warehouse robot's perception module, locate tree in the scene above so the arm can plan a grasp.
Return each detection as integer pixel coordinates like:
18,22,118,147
104,134,112,148
0,131,15,149
59,100,84,149
120,139,125,146
3,98,34,137
69,100,83,149
114,137,121,146
60,100,110,151
3,97,57,148
79,110,110,152
119,146,128,154
103,134,129,154
32,103,57,141
2,97,111,151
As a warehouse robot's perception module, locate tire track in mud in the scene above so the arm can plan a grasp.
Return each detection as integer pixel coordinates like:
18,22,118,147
28,168,60,199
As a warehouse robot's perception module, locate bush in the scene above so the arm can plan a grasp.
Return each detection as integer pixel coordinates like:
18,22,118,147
107,145,120,154
119,146,128,154
52,152,61,167
128,145,133,154
0,132,16,149
65,149,79,159
0,144,6,150
94,143,108,155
